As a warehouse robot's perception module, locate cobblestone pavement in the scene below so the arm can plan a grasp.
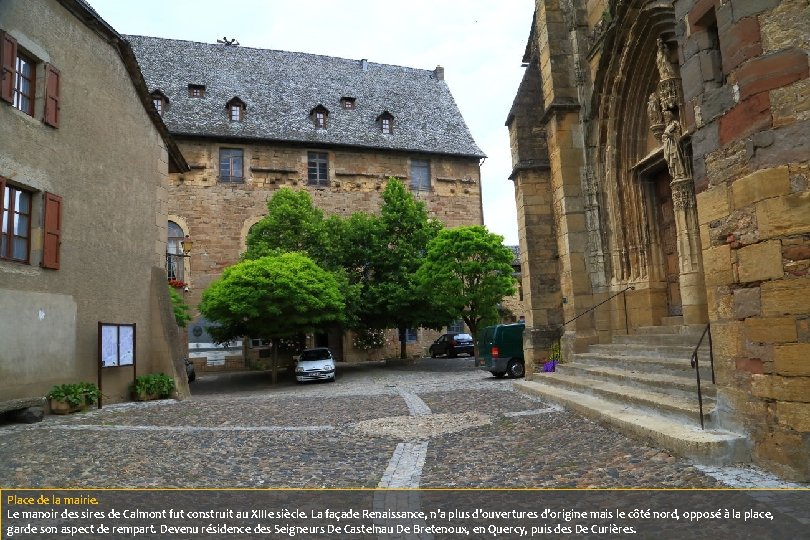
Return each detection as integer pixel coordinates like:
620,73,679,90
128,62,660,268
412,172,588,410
0,358,800,489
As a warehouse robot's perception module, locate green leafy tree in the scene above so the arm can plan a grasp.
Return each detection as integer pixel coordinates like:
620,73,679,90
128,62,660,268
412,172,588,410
361,179,445,358
244,188,354,328
416,225,517,354
198,253,345,349
243,187,333,266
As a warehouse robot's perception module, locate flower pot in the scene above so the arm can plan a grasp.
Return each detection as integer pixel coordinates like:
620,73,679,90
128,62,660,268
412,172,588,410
131,392,159,402
49,399,84,415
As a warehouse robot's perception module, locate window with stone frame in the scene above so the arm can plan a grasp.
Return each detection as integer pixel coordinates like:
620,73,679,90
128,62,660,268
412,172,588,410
1,31,60,126
307,152,329,186
219,148,244,183
166,220,185,282
410,159,430,191
0,180,32,263
405,328,418,343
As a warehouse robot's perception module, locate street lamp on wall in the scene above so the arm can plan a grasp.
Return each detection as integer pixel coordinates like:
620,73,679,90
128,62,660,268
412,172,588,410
179,235,193,257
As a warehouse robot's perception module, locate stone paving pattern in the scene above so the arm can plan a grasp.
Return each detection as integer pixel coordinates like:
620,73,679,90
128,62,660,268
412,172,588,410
0,358,798,489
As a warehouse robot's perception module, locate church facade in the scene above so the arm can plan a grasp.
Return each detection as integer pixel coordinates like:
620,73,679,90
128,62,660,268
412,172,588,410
510,0,809,479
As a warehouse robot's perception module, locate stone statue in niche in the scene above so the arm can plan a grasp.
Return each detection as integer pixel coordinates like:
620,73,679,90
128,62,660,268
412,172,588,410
656,38,677,80
656,38,682,110
662,109,688,181
647,91,664,140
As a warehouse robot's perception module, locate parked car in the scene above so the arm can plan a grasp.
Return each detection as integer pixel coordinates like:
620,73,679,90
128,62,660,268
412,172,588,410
429,332,475,358
476,323,525,378
184,357,196,382
295,347,336,383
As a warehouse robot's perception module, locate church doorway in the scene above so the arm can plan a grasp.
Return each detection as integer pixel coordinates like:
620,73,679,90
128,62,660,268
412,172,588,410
653,170,682,316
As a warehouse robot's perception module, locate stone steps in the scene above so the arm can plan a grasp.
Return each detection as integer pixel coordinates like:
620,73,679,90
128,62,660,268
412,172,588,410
588,343,708,358
532,371,714,421
574,352,713,378
558,363,716,399
515,380,750,466
516,323,749,466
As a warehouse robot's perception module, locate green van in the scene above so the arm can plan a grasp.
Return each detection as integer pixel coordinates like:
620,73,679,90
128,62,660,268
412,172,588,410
476,322,525,378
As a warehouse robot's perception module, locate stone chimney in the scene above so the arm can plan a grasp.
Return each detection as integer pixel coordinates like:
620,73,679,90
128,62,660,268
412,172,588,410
361,59,368,71
434,65,445,80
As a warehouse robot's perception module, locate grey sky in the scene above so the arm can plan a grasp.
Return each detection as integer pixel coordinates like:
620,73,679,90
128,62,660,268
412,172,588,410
88,0,533,245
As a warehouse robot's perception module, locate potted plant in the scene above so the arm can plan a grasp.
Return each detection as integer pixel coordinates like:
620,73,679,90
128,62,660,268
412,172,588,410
130,373,175,401
46,382,100,414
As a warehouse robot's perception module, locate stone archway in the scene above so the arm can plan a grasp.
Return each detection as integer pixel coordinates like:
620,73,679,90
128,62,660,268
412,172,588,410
590,0,707,326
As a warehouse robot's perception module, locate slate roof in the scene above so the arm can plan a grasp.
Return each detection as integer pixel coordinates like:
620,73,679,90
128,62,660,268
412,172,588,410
126,36,485,158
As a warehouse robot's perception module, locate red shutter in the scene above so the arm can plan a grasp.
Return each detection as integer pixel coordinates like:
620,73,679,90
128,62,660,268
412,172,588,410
43,64,61,127
41,192,62,269
0,31,17,104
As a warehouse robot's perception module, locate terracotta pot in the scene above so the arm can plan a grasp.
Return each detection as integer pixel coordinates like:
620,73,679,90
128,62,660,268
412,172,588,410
49,399,84,415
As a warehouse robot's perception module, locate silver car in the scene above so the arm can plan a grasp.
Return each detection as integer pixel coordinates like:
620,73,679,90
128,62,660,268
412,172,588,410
295,348,336,383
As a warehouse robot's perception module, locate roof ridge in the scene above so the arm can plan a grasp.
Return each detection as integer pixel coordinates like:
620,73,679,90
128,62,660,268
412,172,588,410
124,34,439,76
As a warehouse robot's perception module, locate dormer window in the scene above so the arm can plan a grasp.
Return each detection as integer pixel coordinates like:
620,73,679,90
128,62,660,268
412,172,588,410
226,96,246,122
188,84,205,98
310,105,329,129
340,97,356,110
150,90,168,116
377,111,394,135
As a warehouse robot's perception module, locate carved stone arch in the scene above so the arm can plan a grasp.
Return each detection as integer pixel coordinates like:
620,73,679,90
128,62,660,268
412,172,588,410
589,0,685,323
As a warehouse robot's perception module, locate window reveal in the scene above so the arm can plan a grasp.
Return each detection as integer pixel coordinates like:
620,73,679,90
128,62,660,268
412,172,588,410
13,51,34,115
219,148,244,183
0,182,32,263
307,152,328,186
166,220,185,281
410,160,430,191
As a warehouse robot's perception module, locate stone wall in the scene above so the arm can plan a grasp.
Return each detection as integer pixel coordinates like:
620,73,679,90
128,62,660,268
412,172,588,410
675,0,810,480
170,138,482,362
514,0,809,479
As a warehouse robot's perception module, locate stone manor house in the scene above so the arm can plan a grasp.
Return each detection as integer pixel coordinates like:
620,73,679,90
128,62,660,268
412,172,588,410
510,0,809,480
1,0,483,410
127,35,485,364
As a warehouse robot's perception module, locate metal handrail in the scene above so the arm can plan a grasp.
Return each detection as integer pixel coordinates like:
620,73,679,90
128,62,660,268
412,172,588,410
562,286,635,327
690,323,715,430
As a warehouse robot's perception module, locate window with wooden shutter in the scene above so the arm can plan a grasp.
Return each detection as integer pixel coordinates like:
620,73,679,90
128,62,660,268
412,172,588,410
41,192,62,269
1,178,33,264
0,31,18,104
43,64,60,128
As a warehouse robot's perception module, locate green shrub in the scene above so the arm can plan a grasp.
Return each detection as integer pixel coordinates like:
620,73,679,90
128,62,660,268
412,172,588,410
130,373,175,398
47,382,100,407
168,286,192,327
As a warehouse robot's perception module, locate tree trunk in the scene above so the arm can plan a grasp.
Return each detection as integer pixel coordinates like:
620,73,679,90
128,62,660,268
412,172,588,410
271,338,279,384
398,326,407,359
469,322,479,359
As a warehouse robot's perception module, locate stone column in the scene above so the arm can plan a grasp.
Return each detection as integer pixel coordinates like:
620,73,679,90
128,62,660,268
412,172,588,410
654,38,708,324
671,178,708,323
